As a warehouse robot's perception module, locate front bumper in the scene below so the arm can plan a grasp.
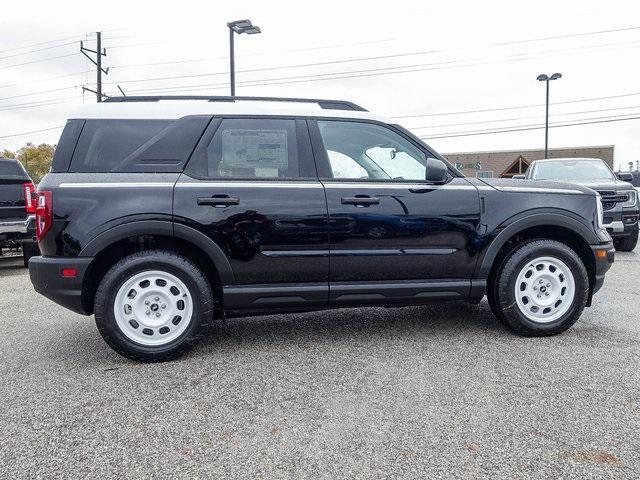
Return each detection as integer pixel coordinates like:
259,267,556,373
28,255,93,315
591,242,615,298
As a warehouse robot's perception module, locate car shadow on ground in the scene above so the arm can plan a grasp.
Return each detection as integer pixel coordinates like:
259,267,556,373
195,300,508,352
0,256,25,277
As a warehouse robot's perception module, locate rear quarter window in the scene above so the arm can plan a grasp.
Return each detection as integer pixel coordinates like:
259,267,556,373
69,116,211,173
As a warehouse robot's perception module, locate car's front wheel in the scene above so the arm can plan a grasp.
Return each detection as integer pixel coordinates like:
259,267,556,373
490,239,589,336
94,250,214,362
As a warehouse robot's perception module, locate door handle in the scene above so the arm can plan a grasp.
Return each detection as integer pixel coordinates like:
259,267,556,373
341,196,380,207
197,195,240,207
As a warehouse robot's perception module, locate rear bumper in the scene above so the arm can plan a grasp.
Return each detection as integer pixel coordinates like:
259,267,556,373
28,255,93,315
591,242,615,297
0,215,35,242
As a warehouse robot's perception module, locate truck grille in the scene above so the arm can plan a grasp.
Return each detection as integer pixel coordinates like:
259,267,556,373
596,190,628,211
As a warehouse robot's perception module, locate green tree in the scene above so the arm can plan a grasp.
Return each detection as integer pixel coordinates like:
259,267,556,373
1,148,16,159
16,143,55,183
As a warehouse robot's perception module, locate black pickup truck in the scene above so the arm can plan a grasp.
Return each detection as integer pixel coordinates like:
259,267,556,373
0,158,38,266
28,96,615,362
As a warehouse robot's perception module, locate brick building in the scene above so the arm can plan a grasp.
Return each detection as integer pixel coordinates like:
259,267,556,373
443,145,614,178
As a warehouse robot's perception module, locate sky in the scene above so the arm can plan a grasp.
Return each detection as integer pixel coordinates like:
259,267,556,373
1,0,640,170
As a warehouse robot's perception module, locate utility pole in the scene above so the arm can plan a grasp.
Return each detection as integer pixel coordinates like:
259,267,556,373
81,32,109,102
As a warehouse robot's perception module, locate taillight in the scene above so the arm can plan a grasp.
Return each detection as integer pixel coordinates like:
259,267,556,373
23,182,36,214
35,191,53,241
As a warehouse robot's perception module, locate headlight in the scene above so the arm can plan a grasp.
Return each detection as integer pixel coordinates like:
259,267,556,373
621,189,638,208
595,195,604,229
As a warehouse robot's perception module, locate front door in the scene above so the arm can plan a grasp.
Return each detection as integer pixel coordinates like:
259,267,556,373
309,119,480,306
174,117,329,310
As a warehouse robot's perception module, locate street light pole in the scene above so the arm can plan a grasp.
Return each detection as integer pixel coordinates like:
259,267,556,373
536,73,562,158
229,28,235,97
227,19,262,97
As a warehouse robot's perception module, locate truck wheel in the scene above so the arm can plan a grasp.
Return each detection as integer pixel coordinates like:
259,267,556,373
491,239,589,336
614,228,638,252
22,242,39,268
94,250,214,362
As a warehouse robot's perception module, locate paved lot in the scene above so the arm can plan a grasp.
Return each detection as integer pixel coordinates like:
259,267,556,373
1,250,639,479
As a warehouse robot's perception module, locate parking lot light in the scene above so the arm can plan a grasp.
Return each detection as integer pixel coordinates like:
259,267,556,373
537,72,562,158
227,19,262,96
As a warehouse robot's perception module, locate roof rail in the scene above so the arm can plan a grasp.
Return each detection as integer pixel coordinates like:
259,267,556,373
103,95,367,111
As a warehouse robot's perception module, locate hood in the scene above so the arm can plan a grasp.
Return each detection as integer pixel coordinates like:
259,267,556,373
478,178,595,195
561,178,634,192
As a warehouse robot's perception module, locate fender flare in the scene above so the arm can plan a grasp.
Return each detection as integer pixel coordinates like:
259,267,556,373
79,220,234,284
477,210,598,279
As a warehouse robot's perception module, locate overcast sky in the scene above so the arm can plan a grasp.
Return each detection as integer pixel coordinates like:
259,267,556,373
1,0,640,169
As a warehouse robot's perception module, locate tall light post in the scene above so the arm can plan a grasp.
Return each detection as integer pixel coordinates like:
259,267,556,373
536,73,562,158
227,19,261,97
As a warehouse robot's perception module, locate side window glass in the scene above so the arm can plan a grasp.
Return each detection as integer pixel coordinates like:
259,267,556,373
317,120,433,181
204,118,299,179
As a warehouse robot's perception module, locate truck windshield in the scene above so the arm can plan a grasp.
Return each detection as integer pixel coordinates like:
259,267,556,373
531,159,615,181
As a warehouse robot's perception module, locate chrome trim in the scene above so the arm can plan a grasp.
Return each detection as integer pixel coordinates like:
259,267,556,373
176,181,324,189
0,215,33,234
322,182,475,190
59,182,174,188
603,220,624,233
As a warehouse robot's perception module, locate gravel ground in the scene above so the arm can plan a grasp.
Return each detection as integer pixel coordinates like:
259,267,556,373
0,250,639,479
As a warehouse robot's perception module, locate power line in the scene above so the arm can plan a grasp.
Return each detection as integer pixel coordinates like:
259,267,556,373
421,114,640,140
0,52,78,69
0,126,65,140
0,41,77,61
0,34,82,54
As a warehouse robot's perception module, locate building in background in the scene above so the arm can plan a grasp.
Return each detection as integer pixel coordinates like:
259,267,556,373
443,145,614,178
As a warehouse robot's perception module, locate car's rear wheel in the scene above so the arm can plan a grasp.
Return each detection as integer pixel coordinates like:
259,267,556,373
490,239,589,336
614,228,638,252
94,250,214,362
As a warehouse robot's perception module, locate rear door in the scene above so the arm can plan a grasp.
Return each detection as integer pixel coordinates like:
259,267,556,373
174,117,329,310
309,119,480,306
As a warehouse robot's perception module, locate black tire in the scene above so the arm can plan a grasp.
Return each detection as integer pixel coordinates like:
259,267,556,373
94,250,214,362
614,228,638,252
22,242,39,268
489,239,589,336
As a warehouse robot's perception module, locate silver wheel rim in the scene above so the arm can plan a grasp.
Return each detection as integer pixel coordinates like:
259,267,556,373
514,256,575,323
113,270,194,346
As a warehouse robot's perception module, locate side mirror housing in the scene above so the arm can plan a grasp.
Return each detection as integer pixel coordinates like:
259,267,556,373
617,172,633,182
512,174,526,180
425,158,449,184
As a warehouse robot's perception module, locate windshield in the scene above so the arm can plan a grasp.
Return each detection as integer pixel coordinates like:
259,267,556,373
531,159,615,181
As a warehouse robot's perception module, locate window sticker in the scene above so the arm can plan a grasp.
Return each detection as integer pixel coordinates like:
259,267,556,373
220,129,288,171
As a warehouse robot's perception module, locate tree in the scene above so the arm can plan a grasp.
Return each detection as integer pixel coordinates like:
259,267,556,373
15,143,55,183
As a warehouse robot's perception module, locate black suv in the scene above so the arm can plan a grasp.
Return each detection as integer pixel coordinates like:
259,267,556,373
518,158,639,251
29,96,614,361
0,157,38,266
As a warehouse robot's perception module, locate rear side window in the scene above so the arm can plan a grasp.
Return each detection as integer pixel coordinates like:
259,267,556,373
186,118,315,180
69,116,211,173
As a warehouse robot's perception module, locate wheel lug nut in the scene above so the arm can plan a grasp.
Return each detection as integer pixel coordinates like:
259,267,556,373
154,297,159,301
146,310,150,315
161,304,166,309
156,312,161,317
145,300,149,305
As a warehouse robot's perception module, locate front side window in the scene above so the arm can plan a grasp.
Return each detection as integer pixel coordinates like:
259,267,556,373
203,118,299,179
317,120,432,181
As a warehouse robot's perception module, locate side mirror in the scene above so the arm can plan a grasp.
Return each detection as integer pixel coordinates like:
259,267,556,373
617,172,633,182
512,174,526,179
425,158,449,184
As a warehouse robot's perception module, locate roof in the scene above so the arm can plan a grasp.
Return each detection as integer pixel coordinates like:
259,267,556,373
532,157,605,163
69,96,391,123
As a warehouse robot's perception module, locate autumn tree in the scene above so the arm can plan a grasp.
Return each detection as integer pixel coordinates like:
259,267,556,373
11,143,56,183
